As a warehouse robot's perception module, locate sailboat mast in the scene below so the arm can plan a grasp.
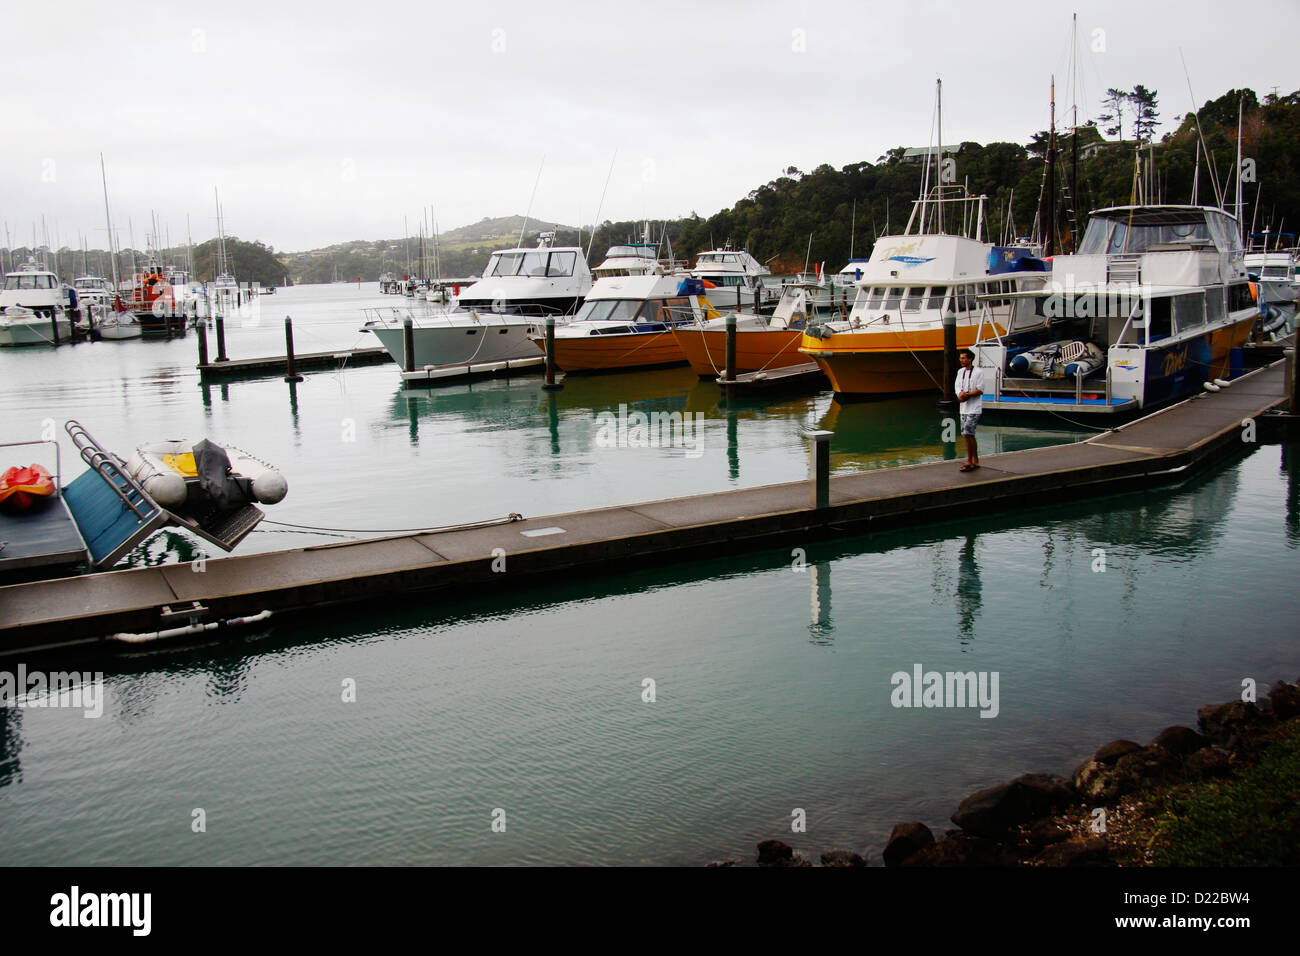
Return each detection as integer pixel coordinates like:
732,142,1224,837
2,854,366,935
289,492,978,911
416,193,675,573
100,154,121,291
1043,77,1057,257
936,78,944,235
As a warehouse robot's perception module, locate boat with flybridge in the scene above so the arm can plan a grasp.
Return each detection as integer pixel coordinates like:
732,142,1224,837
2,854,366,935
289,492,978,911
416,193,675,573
973,204,1259,415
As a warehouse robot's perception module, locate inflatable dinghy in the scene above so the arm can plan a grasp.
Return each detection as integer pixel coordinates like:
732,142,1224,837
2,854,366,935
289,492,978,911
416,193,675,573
1008,340,1105,379
125,439,287,513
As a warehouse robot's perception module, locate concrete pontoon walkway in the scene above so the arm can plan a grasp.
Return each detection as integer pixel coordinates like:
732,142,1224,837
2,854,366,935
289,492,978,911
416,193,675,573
0,362,1289,655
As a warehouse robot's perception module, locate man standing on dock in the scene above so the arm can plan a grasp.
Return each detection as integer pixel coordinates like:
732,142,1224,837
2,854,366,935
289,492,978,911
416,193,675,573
956,348,983,473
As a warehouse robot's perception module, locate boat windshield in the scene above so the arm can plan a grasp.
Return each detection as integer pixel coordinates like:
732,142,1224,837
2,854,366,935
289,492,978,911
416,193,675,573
574,299,642,323
1078,209,1242,255
605,245,654,259
4,274,56,290
487,250,577,277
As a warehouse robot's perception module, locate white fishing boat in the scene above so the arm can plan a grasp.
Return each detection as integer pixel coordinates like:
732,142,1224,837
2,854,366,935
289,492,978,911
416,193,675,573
798,187,1049,394
0,261,72,346
689,242,774,310
975,204,1259,415
591,242,662,278
363,232,592,370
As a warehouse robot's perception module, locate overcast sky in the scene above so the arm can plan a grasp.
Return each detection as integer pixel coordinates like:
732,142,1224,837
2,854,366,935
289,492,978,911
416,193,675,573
3,0,1296,255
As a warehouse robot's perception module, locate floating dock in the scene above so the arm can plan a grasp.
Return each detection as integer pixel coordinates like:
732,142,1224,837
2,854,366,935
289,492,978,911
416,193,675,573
0,361,1290,657
198,347,392,380
718,362,827,392
400,355,545,386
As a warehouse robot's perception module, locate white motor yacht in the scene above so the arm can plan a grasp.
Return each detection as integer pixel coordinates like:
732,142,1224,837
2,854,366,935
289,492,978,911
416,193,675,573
0,261,72,346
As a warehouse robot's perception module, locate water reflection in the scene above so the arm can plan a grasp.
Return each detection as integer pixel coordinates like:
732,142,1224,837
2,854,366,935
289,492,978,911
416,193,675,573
1283,443,1299,547
955,534,982,645
0,706,21,788
808,561,833,643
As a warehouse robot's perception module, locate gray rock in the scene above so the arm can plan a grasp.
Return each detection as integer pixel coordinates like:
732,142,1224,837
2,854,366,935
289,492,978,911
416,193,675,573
1151,725,1205,757
1093,739,1142,764
1267,681,1300,719
1197,701,1264,740
1036,837,1110,867
951,773,1078,839
1183,745,1233,779
820,848,866,867
1024,819,1072,846
882,821,935,867
903,832,1003,866
756,839,793,866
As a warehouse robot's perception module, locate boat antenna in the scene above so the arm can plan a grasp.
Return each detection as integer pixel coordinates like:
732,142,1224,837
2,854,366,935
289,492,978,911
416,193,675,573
936,77,944,235
1234,96,1245,238
585,149,618,261
1191,138,1200,204
802,233,813,277
519,155,546,246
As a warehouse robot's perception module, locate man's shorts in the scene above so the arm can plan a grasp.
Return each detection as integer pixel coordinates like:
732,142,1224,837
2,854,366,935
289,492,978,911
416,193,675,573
961,413,981,436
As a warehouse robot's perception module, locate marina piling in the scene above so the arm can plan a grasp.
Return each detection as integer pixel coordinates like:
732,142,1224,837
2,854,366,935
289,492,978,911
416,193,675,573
283,316,304,383
402,316,415,373
1289,328,1299,412
49,313,60,346
543,316,563,391
197,317,209,367
939,308,957,410
723,312,738,389
215,312,229,362
806,429,832,508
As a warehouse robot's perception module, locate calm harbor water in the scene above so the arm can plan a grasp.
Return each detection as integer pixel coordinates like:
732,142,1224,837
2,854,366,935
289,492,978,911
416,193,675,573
1,283,1296,865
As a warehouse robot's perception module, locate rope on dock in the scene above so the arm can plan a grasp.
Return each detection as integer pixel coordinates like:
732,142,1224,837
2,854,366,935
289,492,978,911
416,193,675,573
257,512,525,536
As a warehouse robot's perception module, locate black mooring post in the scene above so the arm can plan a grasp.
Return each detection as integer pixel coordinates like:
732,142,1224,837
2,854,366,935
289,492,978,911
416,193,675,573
284,315,303,383
543,316,563,391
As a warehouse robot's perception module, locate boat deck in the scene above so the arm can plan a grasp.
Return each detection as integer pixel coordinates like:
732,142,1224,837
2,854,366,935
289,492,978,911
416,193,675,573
0,361,1289,657
0,498,86,575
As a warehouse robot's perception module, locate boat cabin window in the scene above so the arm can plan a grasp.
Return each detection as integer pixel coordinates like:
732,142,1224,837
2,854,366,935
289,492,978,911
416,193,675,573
1262,265,1289,278
903,287,926,311
574,299,641,323
487,250,551,277
883,287,903,310
926,286,948,310
1145,297,1172,341
1079,213,1222,255
1229,283,1255,313
1172,293,1204,331
653,297,690,322
866,287,885,309
1206,288,1226,325
546,252,576,277
5,274,56,290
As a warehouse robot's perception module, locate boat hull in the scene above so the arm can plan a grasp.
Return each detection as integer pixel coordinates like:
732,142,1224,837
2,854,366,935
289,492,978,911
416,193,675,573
672,327,807,377
369,318,539,368
801,325,1000,395
543,331,688,372
0,315,72,347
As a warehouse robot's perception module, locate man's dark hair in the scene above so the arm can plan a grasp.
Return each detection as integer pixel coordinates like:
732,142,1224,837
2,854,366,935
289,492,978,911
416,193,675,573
958,348,975,359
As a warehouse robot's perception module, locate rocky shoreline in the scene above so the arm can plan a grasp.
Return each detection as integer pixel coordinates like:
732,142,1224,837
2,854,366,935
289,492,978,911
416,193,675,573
715,677,1300,867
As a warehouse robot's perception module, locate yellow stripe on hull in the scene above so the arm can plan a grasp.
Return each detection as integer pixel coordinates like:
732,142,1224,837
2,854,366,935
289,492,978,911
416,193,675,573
545,332,688,372
799,324,1002,395
671,327,807,376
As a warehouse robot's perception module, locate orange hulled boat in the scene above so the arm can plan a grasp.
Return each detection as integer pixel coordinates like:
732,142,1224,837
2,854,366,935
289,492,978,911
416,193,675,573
536,274,718,372
799,186,1049,395
673,281,831,378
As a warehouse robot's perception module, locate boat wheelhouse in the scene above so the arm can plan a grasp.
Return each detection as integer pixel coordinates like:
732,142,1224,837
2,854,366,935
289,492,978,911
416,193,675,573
453,232,592,316
592,243,662,278
975,205,1259,415
689,243,774,310
798,187,1048,395
533,274,712,372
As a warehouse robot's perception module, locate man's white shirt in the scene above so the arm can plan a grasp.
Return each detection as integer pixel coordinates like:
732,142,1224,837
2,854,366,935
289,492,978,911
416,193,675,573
957,365,985,415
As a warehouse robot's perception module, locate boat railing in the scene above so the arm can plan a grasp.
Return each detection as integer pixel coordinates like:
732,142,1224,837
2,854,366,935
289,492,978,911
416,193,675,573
65,420,155,522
